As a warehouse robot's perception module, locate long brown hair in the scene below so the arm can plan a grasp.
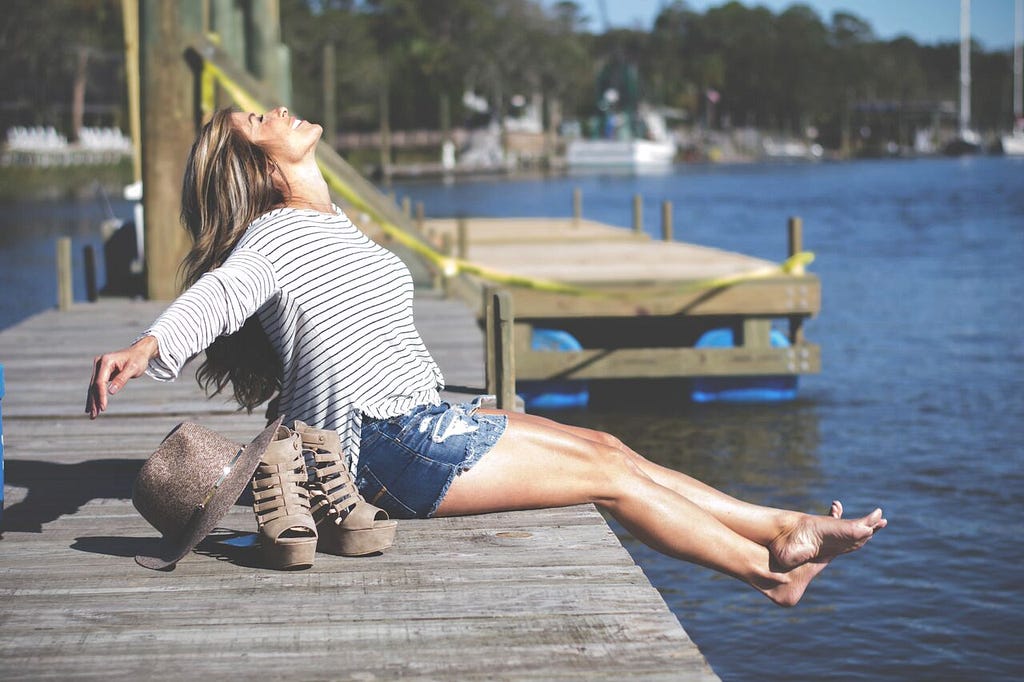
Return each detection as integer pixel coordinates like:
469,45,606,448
179,107,285,412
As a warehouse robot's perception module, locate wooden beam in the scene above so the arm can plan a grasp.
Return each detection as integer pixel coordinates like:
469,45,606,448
516,344,820,381
509,277,821,319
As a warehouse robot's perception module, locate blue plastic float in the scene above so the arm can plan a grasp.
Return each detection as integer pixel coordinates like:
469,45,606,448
690,328,798,402
517,328,590,410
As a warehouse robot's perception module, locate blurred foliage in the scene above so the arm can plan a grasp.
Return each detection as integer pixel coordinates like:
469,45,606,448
0,0,124,133
0,0,1018,151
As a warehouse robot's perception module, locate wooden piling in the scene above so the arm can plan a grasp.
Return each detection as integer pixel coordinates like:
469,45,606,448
457,217,469,260
140,0,203,299
401,196,411,218
322,42,336,148
788,216,803,261
484,288,516,410
572,187,582,225
415,201,425,232
83,245,98,303
632,194,643,234
788,216,806,343
56,238,72,311
662,201,673,242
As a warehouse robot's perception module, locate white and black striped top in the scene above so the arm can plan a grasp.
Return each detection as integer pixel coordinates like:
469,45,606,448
142,205,444,468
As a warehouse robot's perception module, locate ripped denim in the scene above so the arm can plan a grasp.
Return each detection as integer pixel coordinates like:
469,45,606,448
355,397,508,519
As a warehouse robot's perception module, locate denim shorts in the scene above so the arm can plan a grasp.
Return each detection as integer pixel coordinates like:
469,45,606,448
355,398,508,519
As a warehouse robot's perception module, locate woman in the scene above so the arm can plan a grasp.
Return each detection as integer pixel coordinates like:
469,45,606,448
86,107,886,605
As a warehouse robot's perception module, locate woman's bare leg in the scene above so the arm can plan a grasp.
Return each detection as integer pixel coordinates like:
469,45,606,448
475,411,885,568
436,412,886,606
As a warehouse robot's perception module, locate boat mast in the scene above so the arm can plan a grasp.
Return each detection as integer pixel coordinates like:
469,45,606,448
960,0,972,134
1014,0,1023,121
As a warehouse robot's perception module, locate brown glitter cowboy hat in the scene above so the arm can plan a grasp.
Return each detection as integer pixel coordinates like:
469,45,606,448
132,417,284,570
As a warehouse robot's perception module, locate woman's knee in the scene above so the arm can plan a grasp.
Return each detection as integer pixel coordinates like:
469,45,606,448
573,437,653,504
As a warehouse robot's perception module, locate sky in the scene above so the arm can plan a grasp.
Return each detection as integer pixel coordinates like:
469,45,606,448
565,0,1019,51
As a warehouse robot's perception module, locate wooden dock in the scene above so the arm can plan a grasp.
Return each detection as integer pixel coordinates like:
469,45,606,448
422,216,821,393
0,296,718,681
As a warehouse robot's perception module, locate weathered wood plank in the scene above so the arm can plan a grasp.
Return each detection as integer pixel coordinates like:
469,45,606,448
0,299,718,681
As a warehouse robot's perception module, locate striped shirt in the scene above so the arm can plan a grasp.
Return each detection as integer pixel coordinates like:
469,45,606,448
142,205,444,468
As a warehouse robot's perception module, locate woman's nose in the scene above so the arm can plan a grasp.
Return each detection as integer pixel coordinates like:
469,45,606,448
272,107,288,118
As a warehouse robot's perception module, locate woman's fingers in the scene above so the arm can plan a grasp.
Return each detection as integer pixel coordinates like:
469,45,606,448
86,338,157,419
86,351,129,418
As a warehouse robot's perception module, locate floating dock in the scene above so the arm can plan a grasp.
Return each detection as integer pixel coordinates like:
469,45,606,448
0,297,718,680
419,215,821,402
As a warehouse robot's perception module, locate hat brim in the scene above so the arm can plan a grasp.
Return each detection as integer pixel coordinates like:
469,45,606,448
135,417,283,570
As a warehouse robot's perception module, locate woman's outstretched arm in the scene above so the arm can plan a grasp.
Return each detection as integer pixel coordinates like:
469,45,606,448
84,248,278,418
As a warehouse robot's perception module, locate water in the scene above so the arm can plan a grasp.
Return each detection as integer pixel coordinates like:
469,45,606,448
3,157,1022,679
0,197,133,331
390,158,1024,681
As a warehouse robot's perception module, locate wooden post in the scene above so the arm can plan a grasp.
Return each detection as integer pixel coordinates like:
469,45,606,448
250,0,291,105
121,0,142,185
484,287,497,394
84,245,98,302
661,200,673,242
141,1,203,299
572,187,582,225
212,0,245,68
457,217,468,259
788,216,803,261
378,56,391,180
415,201,425,232
401,196,411,218
484,288,516,410
57,238,73,311
322,42,336,148
632,194,642,234
439,233,454,296
788,215,805,344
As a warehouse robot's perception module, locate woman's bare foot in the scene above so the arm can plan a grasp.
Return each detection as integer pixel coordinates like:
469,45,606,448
769,505,886,570
759,556,832,607
754,502,845,606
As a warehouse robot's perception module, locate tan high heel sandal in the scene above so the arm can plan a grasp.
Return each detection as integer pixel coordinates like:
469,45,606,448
251,426,318,569
294,420,397,556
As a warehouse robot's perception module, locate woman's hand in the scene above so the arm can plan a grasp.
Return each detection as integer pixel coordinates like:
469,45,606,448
86,335,159,419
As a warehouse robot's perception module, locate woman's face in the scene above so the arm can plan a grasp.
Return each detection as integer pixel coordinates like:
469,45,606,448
231,107,321,164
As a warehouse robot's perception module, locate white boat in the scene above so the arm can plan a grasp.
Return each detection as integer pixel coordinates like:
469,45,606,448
566,136,676,169
1002,127,1024,155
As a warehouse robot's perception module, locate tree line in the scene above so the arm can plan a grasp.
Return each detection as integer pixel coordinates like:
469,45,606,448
1,1,1018,152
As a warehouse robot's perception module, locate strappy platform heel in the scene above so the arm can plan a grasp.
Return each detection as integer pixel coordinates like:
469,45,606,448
294,420,398,556
251,426,318,569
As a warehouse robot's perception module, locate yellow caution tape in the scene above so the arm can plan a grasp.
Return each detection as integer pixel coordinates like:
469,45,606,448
201,55,814,299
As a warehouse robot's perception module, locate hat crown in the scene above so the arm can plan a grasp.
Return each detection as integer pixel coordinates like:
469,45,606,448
132,423,243,541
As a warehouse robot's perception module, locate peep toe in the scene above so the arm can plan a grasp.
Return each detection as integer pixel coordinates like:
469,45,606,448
294,420,398,556
250,426,318,569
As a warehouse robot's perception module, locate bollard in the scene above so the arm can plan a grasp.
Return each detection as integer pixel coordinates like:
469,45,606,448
84,245,98,302
57,237,73,311
661,201,673,242
632,194,643,234
0,364,5,524
572,187,582,224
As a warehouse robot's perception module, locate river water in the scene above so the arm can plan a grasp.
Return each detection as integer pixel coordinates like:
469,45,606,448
2,157,1022,680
